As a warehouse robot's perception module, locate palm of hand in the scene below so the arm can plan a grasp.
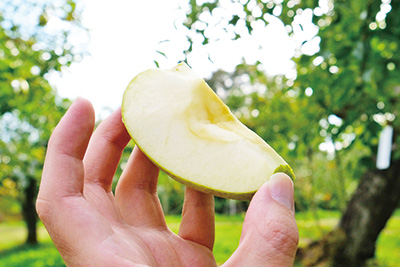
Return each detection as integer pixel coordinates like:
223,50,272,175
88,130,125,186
61,183,216,267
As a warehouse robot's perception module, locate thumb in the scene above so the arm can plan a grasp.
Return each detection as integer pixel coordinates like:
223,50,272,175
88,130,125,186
223,173,299,267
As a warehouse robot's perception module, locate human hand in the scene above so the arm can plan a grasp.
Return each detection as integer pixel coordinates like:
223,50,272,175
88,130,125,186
37,98,298,267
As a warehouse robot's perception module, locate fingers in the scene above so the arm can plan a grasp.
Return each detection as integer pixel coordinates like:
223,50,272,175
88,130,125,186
223,173,298,267
115,146,166,228
36,98,111,258
179,187,215,251
37,98,95,203
83,107,131,192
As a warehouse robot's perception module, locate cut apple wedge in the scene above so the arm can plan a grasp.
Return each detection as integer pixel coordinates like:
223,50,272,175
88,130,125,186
121,63,294,200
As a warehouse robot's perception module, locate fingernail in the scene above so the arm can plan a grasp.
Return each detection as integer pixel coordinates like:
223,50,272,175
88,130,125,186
269,173,295,214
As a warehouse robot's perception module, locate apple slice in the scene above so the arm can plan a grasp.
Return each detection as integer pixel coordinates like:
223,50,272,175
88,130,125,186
121,63,294,200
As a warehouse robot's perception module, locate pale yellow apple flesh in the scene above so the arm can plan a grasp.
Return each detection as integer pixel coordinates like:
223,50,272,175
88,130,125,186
121,63,294,200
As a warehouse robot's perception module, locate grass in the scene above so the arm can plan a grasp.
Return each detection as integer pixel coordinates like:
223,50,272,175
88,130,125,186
0,241,64,267
374,210,400,267
0,211,399,266
0,221,64,267
160,214,244,265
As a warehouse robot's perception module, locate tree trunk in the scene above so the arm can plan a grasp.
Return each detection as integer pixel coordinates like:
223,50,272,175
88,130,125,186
297,157,400,267
22,177,38,245
333,158,400,266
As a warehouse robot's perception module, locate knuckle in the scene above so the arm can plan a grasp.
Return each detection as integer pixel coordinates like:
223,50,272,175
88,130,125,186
263,218,299,257
35,198,46,219
35,197,52,223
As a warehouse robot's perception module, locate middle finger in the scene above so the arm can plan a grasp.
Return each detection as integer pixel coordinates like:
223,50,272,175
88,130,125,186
115,146,167,228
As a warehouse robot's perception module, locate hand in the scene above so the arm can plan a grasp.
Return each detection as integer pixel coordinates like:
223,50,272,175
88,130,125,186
37,98,298,267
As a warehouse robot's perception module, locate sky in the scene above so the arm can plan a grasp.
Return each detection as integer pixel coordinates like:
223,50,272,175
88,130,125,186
49,0,190,119
49,0,319,120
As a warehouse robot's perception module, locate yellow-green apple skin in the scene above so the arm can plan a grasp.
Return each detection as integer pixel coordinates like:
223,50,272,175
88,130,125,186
121,63,294,201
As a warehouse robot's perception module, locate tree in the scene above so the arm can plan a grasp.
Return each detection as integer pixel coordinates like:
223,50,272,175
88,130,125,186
0,0,86,244
298,1,400,265
182,0,400,265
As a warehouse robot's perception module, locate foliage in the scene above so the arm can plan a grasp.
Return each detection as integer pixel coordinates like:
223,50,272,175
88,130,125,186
0,0,86,172
0,194,21,221
182,0,400,264
157,171,186,214
0,0,87,241
181,0,400,212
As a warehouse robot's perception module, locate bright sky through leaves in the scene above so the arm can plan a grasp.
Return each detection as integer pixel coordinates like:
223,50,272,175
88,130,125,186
49,0,320,120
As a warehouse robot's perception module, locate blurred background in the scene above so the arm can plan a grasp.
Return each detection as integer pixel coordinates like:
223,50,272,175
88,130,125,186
0,0,399,266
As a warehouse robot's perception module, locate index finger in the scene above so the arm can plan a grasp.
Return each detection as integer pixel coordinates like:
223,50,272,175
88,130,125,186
38,98,95,202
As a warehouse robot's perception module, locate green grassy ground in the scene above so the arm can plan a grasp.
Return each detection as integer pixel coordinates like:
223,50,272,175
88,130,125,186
0,211,399,266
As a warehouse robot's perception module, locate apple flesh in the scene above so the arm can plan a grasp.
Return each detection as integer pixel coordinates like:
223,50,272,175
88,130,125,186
121,63,294,200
